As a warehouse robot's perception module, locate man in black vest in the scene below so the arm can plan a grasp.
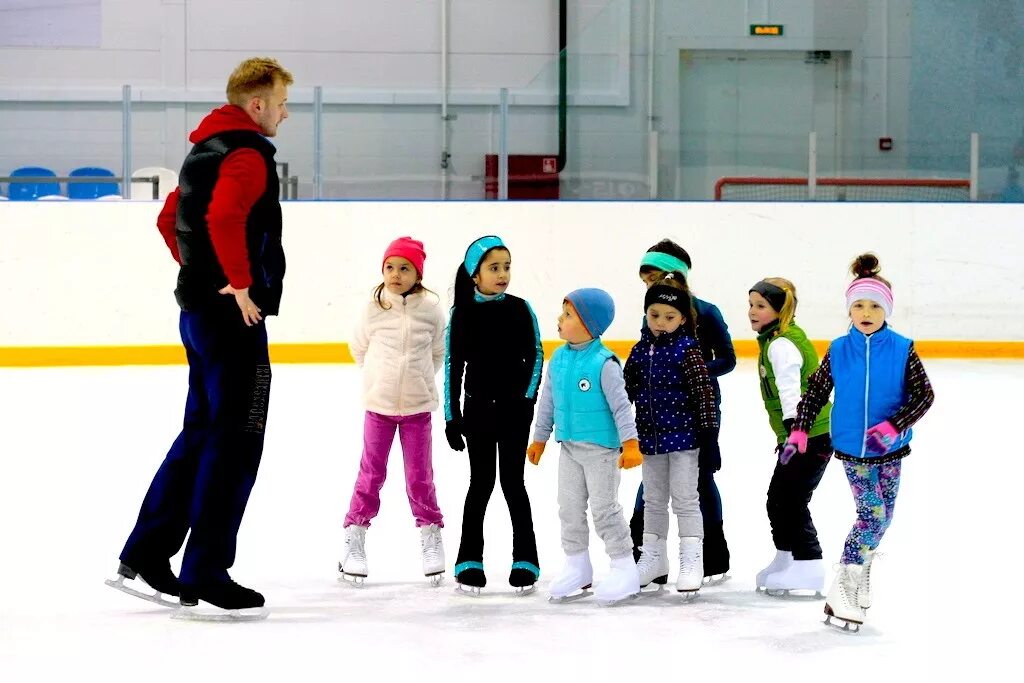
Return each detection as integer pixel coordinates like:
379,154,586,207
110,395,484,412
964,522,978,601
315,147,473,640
108,57,292,618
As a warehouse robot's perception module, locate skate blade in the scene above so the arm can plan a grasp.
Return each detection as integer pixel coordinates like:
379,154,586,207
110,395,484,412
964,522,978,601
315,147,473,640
638,582,665,595
104,575,179,609
548,587,593,604
454,583,483,597
702,573,730,586
428,573,444,588
763,587,824,600
675,589,700,602
512,585,536,597
824,613,862,633
595,592,640,607
171,605,269,622
337,573,366,587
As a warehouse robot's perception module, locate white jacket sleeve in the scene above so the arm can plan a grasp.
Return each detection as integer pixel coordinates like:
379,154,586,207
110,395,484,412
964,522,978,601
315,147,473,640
767,337,804,420
350,304,370,366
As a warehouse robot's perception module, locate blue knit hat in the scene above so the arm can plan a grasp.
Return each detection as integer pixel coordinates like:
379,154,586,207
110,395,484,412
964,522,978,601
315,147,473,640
565,288,615,338
464,235,506,276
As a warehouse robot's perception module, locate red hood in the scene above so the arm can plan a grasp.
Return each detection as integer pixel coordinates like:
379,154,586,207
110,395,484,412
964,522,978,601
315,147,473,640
188,104,263,143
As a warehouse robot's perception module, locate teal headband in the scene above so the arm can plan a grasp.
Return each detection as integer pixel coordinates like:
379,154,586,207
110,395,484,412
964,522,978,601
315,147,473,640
640,252,690,277
464,235,506,275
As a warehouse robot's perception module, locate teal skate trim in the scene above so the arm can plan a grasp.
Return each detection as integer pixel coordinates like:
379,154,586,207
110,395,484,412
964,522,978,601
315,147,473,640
454,561,484,575
511,561,540,578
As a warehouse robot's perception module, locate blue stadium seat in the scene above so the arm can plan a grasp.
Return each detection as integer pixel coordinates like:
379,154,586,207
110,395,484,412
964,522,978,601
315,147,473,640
69,166,119,199
8,166,61,201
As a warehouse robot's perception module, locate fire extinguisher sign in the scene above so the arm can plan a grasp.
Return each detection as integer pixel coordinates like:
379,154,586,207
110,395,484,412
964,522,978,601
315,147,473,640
542,157,557,174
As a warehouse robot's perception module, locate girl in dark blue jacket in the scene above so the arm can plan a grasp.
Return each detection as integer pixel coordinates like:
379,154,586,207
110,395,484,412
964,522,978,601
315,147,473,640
624,276,720,594
631,239,736,582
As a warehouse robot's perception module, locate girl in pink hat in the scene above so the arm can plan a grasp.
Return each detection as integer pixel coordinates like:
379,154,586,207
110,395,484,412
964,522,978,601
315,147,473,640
782,253,935,632
338,236,447,587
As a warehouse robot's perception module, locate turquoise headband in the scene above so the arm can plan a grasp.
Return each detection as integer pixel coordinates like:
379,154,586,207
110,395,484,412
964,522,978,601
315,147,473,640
464,235,506,275
640,252,690,277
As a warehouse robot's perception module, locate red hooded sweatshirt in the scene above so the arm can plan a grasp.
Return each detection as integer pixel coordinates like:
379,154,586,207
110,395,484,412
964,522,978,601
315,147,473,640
156,105,268,289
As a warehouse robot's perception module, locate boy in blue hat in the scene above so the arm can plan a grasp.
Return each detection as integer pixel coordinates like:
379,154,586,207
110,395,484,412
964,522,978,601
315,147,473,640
528,288,642,606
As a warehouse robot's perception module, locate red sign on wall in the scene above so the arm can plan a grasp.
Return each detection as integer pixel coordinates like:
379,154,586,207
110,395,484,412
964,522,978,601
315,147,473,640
542,157,557,173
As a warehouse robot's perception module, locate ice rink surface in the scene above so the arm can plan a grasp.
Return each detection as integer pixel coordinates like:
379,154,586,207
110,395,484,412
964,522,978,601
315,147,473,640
1,359,1013,681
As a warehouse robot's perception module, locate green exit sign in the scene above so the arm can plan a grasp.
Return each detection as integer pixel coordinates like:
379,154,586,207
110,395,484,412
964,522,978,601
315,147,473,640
750,24,784,36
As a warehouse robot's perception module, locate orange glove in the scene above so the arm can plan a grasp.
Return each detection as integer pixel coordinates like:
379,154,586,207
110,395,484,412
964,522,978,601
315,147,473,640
618,439,643,469
526,441,546,465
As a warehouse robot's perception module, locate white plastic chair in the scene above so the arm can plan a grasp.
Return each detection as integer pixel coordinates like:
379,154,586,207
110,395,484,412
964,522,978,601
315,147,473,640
131,167,178,200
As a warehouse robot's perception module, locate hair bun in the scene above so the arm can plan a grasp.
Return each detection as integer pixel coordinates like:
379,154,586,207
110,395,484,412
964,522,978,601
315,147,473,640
850,253,881,279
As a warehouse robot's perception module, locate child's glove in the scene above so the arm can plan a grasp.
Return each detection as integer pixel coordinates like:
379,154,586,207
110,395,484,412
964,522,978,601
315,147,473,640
865,421,898,456
618,439,643,469
779,429,808,465
697,428,721,472
526,441,546,465
445,420,466,452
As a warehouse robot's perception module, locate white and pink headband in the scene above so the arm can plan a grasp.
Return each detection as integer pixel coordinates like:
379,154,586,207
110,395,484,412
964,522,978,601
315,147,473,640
846,278,893,317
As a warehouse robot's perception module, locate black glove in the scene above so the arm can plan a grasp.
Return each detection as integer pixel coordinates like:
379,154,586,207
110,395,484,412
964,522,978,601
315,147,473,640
445,420,466,452
697,428,721,472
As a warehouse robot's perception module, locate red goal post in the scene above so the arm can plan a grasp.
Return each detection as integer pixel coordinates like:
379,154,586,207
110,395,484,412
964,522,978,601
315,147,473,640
714,176,972,201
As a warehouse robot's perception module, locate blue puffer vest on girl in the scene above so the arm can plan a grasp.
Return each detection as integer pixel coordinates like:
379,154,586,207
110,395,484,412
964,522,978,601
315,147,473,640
624,326,701,455
829,323,913,457
549,339,620,449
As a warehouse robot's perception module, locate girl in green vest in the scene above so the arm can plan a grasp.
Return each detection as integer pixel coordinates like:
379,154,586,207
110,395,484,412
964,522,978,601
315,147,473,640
748,277,832,597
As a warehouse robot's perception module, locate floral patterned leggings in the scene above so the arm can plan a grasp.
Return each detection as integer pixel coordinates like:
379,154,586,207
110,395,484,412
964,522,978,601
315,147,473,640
841,459,902,565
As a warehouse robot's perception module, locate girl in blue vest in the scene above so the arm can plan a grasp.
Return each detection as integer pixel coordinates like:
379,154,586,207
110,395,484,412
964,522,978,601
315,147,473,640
444,235,544,594
749,277,833,596
782,254,934,630
630,239,736,583
528,288,643,605
623,275,720,595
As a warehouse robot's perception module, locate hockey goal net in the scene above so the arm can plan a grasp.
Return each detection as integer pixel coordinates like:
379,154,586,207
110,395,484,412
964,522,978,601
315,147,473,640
714,177,972,201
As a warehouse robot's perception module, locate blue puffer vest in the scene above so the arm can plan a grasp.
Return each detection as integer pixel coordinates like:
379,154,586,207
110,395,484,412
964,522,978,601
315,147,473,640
829,323,913,457
549,340,620,449
624,326,701,455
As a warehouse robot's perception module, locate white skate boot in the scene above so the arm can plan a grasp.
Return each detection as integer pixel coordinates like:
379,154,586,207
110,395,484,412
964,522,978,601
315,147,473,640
636,533,669,591
548,551,594,603
594,555,641,607
755,549,793,591
824,564,866,632
420,524,445,587
857,551,877,609
338,525,368,586
764,558,825,598
676,537,703,596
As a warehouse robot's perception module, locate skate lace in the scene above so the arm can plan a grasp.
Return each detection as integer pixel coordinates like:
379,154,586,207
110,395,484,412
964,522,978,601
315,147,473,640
679,546,700,575
637,546,662,574
841,566,861,604
347,527,366,561
859,552,880,602
421,527,442,563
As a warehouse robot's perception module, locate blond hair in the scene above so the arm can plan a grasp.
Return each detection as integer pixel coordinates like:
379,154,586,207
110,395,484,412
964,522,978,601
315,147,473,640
763,277,798,332
226,57,294,106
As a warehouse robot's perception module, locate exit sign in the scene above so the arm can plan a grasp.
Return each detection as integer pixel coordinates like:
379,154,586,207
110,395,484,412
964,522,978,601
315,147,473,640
750,24,784,36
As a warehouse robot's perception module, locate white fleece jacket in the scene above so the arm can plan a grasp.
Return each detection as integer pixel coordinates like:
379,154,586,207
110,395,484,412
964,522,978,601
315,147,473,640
350,288,447,416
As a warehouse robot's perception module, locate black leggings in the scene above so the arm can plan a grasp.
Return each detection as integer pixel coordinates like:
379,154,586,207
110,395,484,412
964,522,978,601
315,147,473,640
766,434,832,560
455,402,538,568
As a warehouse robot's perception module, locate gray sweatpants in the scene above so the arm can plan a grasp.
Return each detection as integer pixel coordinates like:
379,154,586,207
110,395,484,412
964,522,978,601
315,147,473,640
642,448,703,539
557,441,633,559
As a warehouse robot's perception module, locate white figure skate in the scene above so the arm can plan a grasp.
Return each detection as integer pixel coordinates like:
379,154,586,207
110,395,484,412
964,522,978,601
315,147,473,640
338,525,368,586
548,551,594,604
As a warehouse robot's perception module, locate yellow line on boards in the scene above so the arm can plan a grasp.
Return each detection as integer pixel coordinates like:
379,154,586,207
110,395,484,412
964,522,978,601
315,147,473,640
1,340,1022,367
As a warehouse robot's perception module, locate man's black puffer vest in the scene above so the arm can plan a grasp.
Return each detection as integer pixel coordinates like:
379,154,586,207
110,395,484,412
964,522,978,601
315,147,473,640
174,130,285,315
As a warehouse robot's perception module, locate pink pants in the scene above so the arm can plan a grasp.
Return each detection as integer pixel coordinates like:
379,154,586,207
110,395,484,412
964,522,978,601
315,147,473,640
344,411,443,528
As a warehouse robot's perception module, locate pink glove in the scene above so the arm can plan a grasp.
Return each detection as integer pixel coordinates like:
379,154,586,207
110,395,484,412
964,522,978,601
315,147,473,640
865,421,899,456
779,430,808,465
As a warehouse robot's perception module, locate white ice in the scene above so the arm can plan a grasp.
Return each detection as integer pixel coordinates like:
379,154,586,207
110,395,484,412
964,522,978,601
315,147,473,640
0,359,1011,681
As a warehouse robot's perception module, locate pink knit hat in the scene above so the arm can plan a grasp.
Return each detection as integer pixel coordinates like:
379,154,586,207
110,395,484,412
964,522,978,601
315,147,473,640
845,278,893,317
382,236,426,277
